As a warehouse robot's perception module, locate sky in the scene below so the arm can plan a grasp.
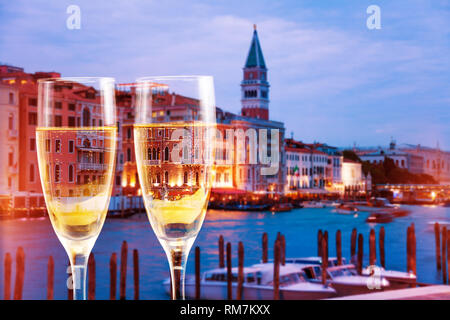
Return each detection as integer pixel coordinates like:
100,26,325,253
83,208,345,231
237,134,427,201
0,0,449,149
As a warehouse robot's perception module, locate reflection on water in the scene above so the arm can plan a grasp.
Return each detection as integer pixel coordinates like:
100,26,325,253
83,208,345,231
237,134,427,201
0,205,449,299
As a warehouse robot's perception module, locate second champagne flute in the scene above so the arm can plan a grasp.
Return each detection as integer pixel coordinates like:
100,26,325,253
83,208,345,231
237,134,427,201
134,76,216,299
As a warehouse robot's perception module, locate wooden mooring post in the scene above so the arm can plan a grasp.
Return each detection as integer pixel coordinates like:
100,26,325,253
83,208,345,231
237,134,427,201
317,230,323,257
47,256,54,300
262,232,268,263
357,234,363,274
195,246,200,300
226,242,232,300
13,247,25,300
110,253,117,300
350,228,357,264
336,230,342,266
133,249,139,300
410,224,417,276
120,241,128,300
435,222,442,270
88,253,96,300
219,235,225,268
369,229,376,266
280,235,286,266
4,253,12,300
237,242,244,300
321,235,328,284
379,227,386,268
273,239,280,300
442,227,447,284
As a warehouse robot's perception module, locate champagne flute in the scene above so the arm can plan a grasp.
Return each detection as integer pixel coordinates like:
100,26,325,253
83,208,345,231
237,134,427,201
134,76,216,300
36,77,117,300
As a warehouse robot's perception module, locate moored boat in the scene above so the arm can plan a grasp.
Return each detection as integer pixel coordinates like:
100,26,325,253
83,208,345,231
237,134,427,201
361,266,416,289
302,201,326,209
163,263,336,300
366,211,395,223
355,197,396,212
333,204,358,215
270,203,293,212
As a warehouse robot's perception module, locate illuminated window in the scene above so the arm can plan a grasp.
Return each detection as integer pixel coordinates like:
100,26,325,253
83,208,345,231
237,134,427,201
54,165,60,183
55,140,61,153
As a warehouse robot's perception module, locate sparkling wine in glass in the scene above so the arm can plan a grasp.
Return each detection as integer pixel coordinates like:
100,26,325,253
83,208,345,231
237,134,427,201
134,76,216,299
36,77,117,300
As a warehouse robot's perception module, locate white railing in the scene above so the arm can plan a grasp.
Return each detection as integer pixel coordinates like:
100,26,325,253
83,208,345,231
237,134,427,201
77,163,107,171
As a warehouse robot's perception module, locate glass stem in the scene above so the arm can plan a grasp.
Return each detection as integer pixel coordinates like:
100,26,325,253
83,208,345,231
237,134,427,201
70,253,89,300
164,239,194,300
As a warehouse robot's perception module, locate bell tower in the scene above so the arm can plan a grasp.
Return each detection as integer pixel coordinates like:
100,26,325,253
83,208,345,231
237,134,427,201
241,25,269,120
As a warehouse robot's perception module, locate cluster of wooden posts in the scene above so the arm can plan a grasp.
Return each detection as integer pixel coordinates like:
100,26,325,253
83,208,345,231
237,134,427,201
193,232,287,300
3,223,450,300
317,224,416,279
434,222,450,284
2,241,140,300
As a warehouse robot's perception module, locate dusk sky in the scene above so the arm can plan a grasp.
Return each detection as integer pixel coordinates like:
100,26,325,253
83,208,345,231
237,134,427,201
1,0,449,149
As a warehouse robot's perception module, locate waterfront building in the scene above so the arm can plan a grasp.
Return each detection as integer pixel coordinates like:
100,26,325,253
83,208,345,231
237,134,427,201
284,139,344,194
0,83,19,194
356,140,450,184
0,65,126,197
341,159,365,192
398,143,450,184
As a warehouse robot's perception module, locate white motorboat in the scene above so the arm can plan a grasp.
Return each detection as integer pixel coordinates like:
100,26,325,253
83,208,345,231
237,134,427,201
362,266,416,289
333,204,359,215
163,263,336,300
285,256,347,267
301,264,390,297
354,197,396,212
302,201,326,209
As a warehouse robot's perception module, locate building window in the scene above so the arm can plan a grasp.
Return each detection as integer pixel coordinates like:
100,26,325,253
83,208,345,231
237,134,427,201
68,103,76,111
83,108,91,127
127,128,132,139
55,140,61,153
69,140,74,153
28,97,37,106
54,164,60,183
164,147,169,161
68,116,76,127
45,139,51,152
68,164,74,182
164,171,169,183
55,115,63,127
30,138,36,151
8,152,13,166
55,101,62,109
116,175,121,186
184,172,188,184
127,148,131,162
29,112,37,125
8,113,14,130
9,92,14,104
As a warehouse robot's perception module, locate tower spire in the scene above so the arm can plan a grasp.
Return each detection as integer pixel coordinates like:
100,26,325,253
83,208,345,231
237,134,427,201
241,27,270,120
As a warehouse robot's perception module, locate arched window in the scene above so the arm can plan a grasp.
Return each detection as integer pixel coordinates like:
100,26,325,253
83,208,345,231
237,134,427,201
157,173,161,184
68,164,74,182
153,148,157,160
127,148,131,162
82,108,91,127
164,146,169,161
147,148,152,160
164,171,169,183
157,148,160,160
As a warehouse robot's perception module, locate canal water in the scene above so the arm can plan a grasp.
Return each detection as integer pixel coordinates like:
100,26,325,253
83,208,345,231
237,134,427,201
0,205,449,300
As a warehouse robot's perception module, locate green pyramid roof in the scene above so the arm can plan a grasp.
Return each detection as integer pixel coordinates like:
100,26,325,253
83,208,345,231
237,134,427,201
245,29,266,69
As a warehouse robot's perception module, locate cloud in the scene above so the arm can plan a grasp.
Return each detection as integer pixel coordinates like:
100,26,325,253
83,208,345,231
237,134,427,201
0,0,448,149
